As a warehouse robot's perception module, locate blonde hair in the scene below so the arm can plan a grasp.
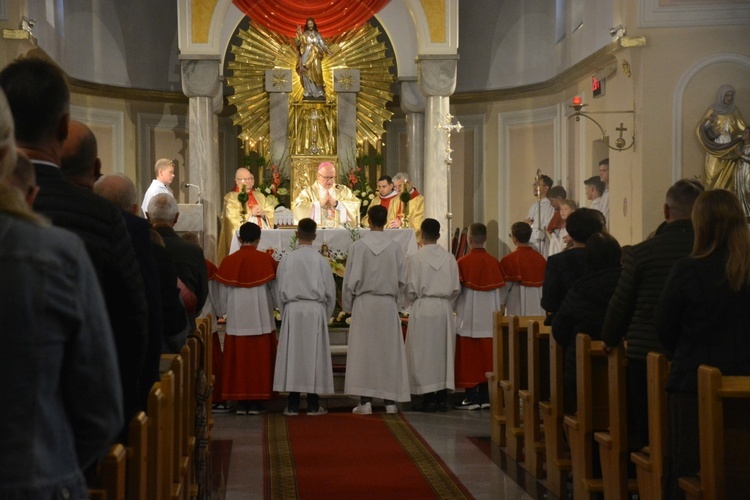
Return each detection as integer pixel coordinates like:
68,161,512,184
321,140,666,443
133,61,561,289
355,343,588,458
561,199,578,210
154,158,174,176
691,189,750,291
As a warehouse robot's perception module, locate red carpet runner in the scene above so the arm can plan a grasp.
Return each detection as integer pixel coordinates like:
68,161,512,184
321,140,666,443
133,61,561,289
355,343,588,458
264,412,474,499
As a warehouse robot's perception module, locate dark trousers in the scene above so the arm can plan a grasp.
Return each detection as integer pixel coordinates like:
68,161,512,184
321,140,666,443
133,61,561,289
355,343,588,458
664,392,698,500
288,392,320,410
627,358,649,451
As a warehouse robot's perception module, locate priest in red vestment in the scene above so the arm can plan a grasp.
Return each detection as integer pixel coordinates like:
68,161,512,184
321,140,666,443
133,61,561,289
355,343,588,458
215,222,278,415
454,223,507,409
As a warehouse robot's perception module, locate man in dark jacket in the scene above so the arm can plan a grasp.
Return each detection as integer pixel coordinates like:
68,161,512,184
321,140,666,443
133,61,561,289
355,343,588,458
0,57,149,427
601,178,704,449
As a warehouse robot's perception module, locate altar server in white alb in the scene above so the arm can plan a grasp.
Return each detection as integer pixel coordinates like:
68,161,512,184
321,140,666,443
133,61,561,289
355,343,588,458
273,218,336,416
343,205,410,414
404,218,460,412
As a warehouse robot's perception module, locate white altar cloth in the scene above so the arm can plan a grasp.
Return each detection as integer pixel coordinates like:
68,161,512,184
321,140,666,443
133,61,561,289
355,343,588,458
229,228,419,261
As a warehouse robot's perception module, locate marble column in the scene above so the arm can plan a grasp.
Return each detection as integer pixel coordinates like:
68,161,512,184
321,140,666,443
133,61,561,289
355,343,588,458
334,68,360,172
400,80,425,192
181,56,221,263
265,69,292,167
417,55,458,249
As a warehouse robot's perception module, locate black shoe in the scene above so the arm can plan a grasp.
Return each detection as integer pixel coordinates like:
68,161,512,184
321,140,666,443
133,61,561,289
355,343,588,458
414,402,438,413
437,401,448,412
454,399,481,410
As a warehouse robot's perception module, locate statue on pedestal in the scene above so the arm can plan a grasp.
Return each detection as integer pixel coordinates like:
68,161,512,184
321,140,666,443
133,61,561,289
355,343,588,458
295,18,332,101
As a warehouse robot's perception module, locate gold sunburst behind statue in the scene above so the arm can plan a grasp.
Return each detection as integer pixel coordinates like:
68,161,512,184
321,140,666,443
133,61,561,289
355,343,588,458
226,19,394,150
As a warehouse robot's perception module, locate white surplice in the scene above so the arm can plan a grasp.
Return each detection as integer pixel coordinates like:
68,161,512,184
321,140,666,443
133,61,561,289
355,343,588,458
342,232,410,402
273,246,336,394
527,197,555,257
403,244,461,394
455,287,508,339
217,283,276,336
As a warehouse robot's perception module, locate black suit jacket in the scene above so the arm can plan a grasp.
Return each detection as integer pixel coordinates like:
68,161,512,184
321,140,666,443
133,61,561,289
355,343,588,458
153,226,208,315
33,162,148,422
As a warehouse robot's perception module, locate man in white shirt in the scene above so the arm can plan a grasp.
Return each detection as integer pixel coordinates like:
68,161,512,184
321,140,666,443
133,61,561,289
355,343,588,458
141,158,175,216
585,175,606,217
292,161,360,226
599,158,610,227
524,174,554,257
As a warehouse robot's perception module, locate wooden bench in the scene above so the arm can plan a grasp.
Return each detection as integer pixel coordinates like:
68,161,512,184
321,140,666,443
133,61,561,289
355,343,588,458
500,315,546,462
487,311,509,446
594,343,638,499
125,412,148,500
518,319,550,478
631,352,669,500
679,365,750,500
540,335,570,498
89,443,127,500
147,373,173,500
563,334,608,499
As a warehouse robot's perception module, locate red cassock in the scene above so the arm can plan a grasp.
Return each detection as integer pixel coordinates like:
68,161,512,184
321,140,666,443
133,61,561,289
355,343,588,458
455,249,506,388
215,246,278,401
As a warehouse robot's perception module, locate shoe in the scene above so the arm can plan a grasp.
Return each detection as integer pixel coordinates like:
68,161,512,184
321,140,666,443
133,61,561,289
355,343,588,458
235,402,249,416
414,402,437,413
437,401,448,412
283,407,299,416
246,402,267,415
352,402,372,415
480,402,491,409
212,402,233,413
454,399,481,410
385,404,399,414
307,406,328,416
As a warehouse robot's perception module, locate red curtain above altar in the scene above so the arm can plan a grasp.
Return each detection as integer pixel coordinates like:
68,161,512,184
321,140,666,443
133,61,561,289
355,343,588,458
232,0,391,37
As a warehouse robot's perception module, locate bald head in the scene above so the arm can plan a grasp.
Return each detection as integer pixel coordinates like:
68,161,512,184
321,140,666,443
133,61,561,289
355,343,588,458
94,173,139,215
61,120,101,189
234,167,254,190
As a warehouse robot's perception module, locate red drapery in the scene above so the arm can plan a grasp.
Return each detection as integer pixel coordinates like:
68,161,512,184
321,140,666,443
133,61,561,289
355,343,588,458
232,0,391,37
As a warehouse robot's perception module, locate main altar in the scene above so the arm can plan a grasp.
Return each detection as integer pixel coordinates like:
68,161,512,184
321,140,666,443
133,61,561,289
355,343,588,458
225,19,395,214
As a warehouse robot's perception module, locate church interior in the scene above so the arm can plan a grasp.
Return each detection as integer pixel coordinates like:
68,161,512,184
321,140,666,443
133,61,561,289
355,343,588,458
2,0,750,498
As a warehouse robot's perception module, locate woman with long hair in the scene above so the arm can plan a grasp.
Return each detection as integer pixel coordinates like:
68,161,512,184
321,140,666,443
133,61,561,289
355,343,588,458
657,188,750,499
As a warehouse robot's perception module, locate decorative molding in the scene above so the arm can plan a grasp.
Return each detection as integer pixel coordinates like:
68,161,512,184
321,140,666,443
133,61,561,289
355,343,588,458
639,0,750,27
497,105,563,254
136,112,187,193
456,114,486,223
69,105,125,174
672,53,750,182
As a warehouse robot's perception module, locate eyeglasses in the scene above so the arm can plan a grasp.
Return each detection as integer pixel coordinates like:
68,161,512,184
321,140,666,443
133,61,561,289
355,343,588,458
318,174,335,181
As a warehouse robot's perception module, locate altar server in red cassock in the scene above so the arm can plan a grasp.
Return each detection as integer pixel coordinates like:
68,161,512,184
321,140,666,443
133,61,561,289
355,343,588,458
215,222,278,415
499,221,547,316
454,223,508,409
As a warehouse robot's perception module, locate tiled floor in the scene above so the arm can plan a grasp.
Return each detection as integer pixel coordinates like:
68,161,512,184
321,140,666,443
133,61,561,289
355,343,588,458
211,397,535,499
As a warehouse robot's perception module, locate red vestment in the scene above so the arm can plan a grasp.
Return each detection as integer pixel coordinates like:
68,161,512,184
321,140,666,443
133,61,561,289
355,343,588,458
499,246,546,287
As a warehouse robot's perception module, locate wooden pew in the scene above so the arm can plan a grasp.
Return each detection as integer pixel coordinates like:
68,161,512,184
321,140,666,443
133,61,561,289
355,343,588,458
563,334,608,499
594,343,638,499
195,315,214,436
189,331,212,498
185,337,200,498
631,352,669,500
147,375,173,500
540,337,571,499
518,319,550,478
161,354,185,500
487,311,509,446
500,315,546,462
678,365,750,500
126,412,148,500
89,443,128,500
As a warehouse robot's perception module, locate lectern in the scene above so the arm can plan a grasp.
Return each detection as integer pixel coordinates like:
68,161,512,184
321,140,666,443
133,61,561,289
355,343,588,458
175,203,204,245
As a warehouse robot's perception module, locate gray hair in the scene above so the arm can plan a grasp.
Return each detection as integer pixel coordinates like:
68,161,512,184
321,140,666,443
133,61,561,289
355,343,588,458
392,172,410,183
94,173,138,212
147,193,178,223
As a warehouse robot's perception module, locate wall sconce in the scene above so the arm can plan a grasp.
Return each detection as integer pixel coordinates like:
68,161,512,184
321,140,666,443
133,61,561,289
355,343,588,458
567,96,635,152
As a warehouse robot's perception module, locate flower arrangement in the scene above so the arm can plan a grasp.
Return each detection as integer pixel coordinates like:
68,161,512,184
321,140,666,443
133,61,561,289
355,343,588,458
244,155,290,208
346,165,376,219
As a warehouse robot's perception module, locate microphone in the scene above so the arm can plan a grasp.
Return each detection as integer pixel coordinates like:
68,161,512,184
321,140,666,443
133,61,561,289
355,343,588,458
184,183,202,204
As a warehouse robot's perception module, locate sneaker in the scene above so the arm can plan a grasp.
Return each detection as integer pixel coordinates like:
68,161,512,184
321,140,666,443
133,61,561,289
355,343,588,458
283,407,299,416
352,402,372,415
480,402,491,409
235,402,249,416
212,402,233,413
307,406,328,416
454,399,481,411
246,402,267,415
385,404,399,414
